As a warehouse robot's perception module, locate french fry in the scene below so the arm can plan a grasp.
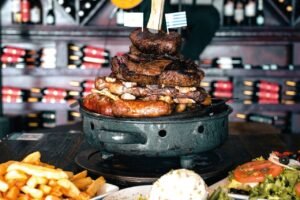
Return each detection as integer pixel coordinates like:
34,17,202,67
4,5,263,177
39,184,51,195
65,171,74,178
15,180,27,188
48,180,57,186
73,177,93,190
7,162,68,180
57,178,80,198
71,170,87,181
0,161,15,176
5,170,28,181
0,180,8,192
45,194,61,200
5,186,20,200
17,193,30,200
49,185,63,197
39,162,55,169
21,185,43,199
77,192,90,200
0,151,106,199
22,152,41,164
27,176,48,188
6,179,16,188
86,176,106,197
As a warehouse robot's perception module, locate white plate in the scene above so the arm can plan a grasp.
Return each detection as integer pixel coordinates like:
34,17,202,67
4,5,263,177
90,183,120,200
103,185,152,200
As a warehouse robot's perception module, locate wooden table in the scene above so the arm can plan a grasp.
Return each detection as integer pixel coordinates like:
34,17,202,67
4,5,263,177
0,122,299,186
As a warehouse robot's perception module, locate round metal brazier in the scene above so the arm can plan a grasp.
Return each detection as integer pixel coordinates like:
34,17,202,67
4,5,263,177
80,100,232,157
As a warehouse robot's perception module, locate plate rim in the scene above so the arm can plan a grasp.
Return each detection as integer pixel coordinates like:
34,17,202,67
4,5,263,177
103,185,152,200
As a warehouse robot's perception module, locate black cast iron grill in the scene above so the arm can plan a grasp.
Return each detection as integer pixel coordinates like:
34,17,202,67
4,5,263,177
80,98,232,168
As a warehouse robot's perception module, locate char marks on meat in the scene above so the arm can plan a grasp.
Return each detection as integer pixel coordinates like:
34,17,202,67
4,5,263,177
111,55,205,87
130,28,181,56
111,56,159,85
159,60,205,87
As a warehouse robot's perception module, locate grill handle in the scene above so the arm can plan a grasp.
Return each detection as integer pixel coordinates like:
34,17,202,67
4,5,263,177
97,129,147,144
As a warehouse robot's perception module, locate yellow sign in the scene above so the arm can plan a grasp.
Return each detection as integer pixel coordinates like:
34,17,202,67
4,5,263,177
111,0,143,9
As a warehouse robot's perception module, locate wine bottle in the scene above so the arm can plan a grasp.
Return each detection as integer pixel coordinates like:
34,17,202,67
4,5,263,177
256,0,264,26
68,89,92,97
68,61,107,69
243,90,280,100
285,90,297,96
21,0,31,24
2,94,24,103
243,80,280,92
234,0,245,26
68,44,110,57
212,57,243,69
41,111,56,128
2,46,36,56
244,0,256,26
212,80,233,91
31,87,68,97
30,0,42,24
70,80,94,89
64,5,75,19
282,99,296,105
2,87,30,97
68,111,81,122
79,1,92,22
285,80,300,88
258,98,279,104
212,90,233,98
116,8,125,26
223,0,235,26
46,0,55,25
11,0,21,24
284,0,293,17
236,113,275,124
69,55,109,65
41,95,67,104
1,54,34,63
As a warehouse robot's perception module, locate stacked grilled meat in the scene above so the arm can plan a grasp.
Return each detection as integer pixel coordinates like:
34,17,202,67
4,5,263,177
83,28,211,118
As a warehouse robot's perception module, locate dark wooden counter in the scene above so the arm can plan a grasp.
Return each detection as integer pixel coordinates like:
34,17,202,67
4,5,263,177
0,122,299,185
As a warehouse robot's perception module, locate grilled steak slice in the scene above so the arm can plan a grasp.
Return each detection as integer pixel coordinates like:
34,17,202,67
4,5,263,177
159,60,205,87
125,55,172,76
128,45,182,62
111,56,205,87
129,28,181,55
111,56,159,85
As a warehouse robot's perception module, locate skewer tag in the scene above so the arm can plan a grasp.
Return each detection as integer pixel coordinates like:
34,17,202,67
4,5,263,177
165,11,187,34
123,12,144,31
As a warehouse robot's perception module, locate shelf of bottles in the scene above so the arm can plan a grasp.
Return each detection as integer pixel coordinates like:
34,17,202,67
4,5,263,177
222,0,299,27
10,0,108,26
1,45,112,75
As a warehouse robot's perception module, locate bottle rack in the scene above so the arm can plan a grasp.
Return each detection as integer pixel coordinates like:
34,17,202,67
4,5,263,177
265,0,299,26
55,0,108,25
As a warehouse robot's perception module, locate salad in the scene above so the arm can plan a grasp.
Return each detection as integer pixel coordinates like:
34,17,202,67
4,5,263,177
209,151,300,200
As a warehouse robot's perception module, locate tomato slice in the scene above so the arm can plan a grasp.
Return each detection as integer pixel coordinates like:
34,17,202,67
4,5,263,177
233,160,283,183
295,182,300,197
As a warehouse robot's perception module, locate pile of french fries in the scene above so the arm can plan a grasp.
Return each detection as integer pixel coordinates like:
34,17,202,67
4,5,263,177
0,151,105,200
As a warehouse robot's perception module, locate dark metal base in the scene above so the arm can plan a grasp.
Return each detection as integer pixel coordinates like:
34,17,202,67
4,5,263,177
75,149,233,187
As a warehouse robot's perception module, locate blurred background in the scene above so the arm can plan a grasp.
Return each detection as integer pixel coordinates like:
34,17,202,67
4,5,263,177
1,0,300,134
